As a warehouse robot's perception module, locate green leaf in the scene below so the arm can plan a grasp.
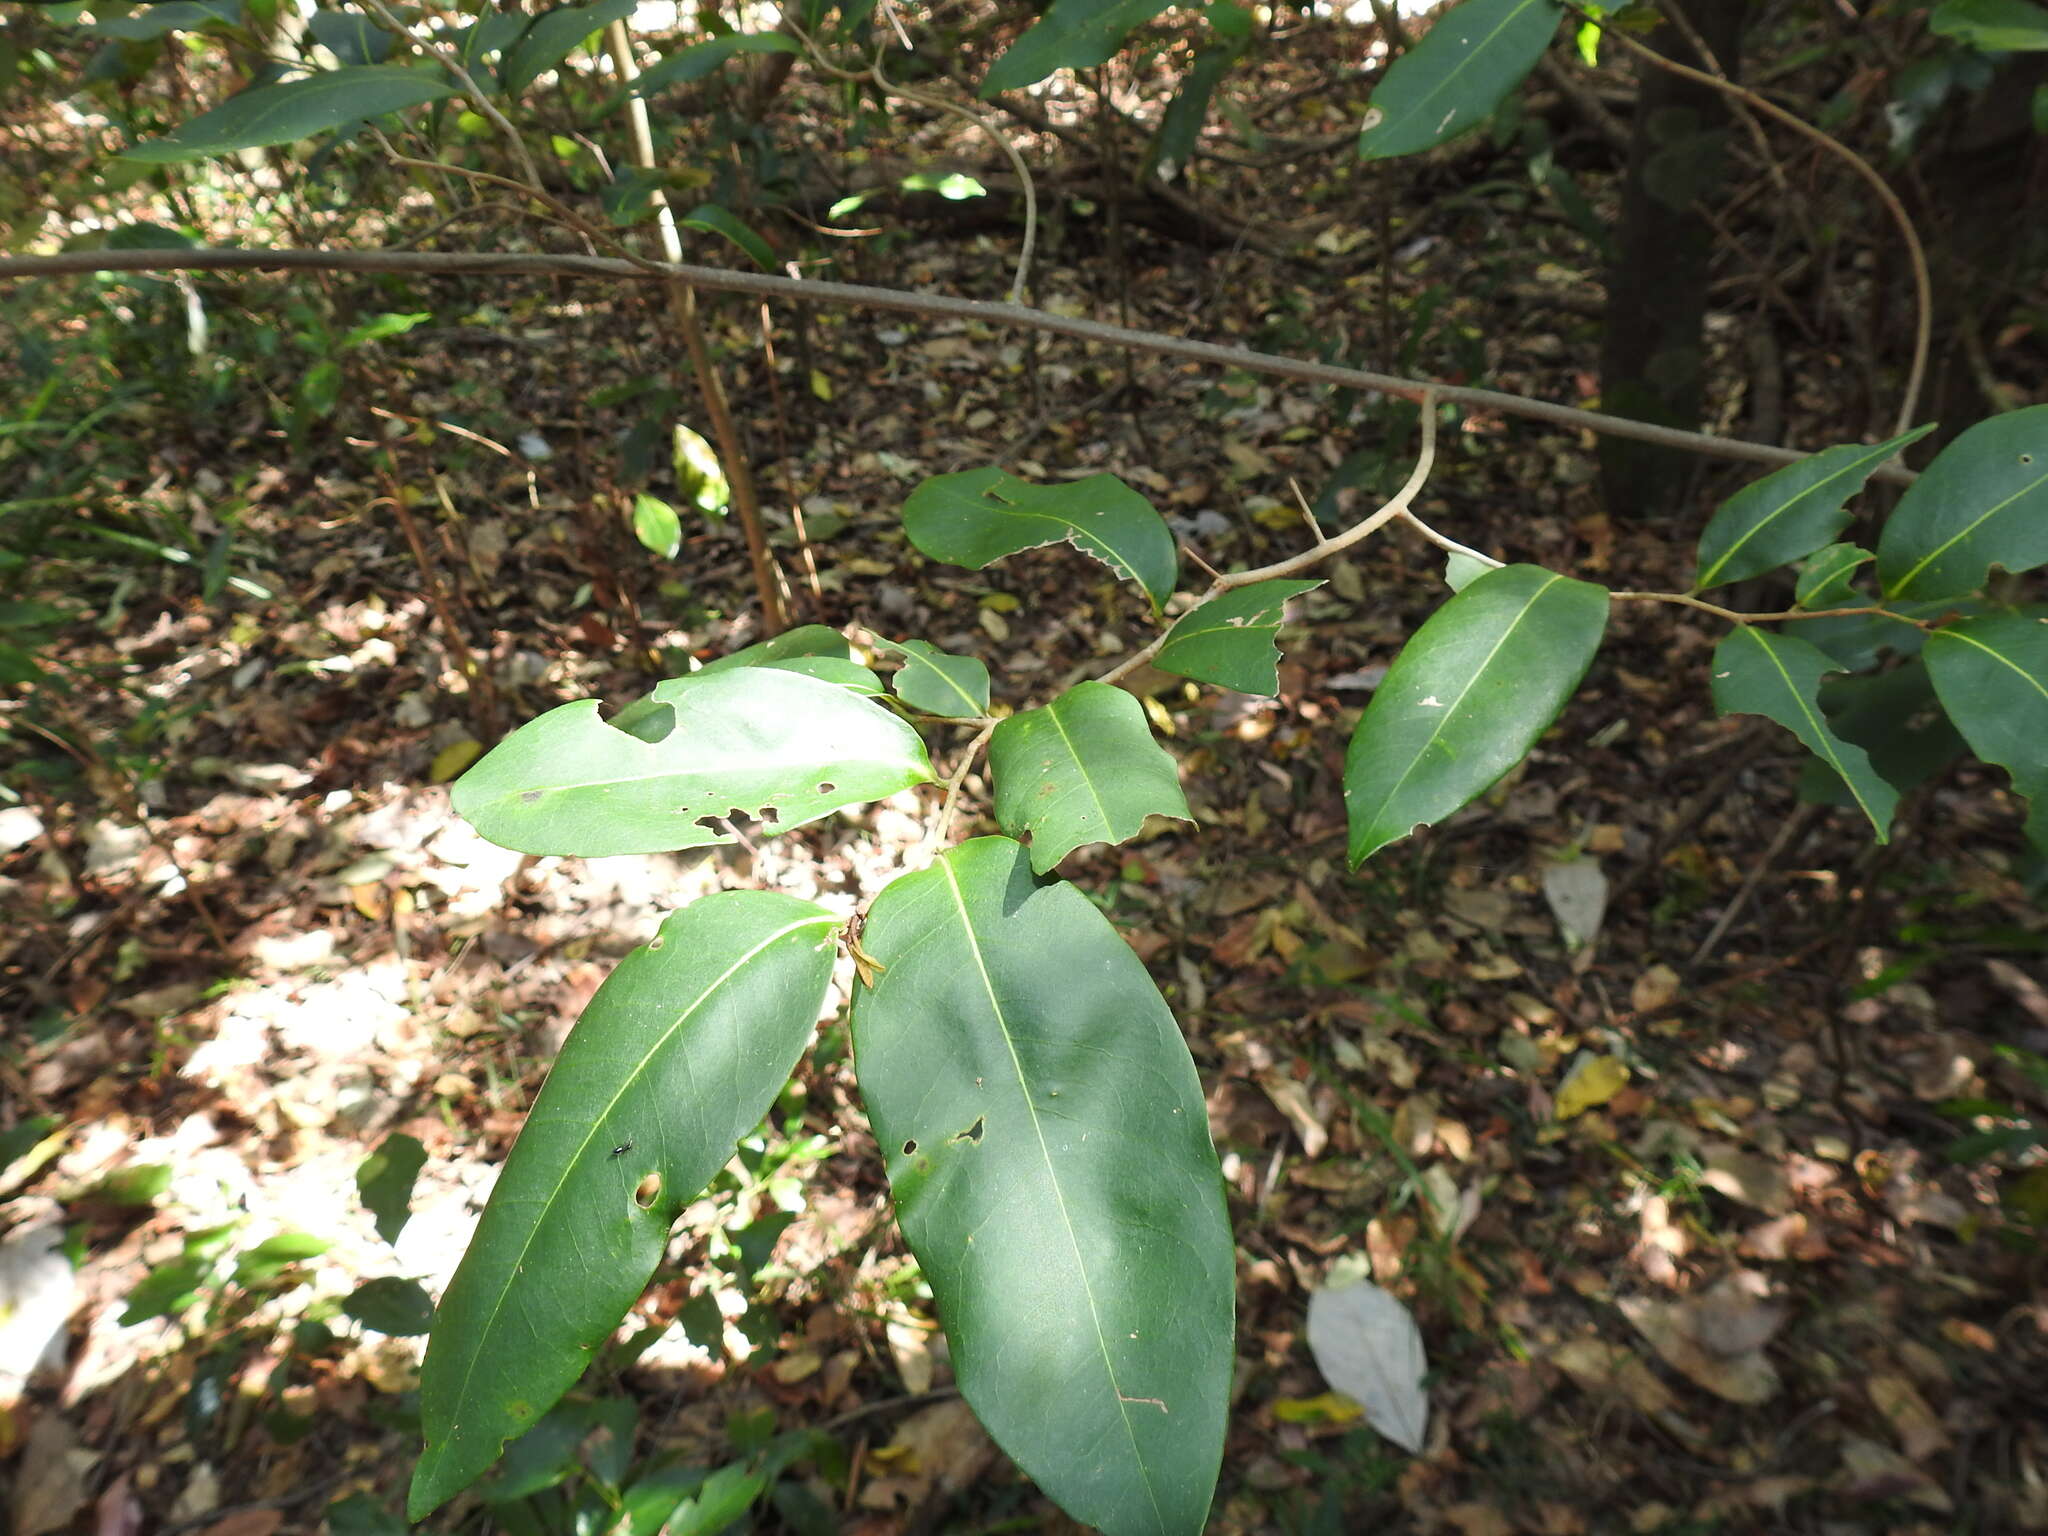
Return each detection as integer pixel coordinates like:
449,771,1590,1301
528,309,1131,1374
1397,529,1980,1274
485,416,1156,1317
875,637,991,718
695,625,851,674
1796,660,1966,807
982,0,1174,94
1924,609,2048,844
499,0,637,98
1346,564,1608,864
1147,42,1239,177
672,422,730,515
627,31,800,98
356,1133,427,1246
678,203,775,271
1357,0,1561,159
1694,427,1932,589
345,1276,436,1336
1711,626,1899,839
340,311,431,349
632,493,683,559
308,9,397,65
1154,579,1321,696
751,656,884,694
91,0,242,41
1795,543,1875,610
121,1256,212,1325
1879,405,2048,601
1930,0,2048,50
850,838,1233,1536
234,1232,332,1286
989,682,1192,873
453,668,932,856
408,892,838,1520
903,468,1177,613
122,65,458,162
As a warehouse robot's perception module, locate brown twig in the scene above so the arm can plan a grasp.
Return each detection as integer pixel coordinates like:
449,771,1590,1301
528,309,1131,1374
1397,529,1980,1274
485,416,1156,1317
0,247,1919,482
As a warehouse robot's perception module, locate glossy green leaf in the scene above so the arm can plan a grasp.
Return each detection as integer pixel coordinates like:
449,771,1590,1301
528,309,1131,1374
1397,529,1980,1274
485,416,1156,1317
627,31,800,98
1694,427,1931,589
1795,660,1966,808
1711,626,1898,838
1930,0,2048,50
678,203,775,271
850,838,1232,1536
91,0,241,40
1879,405,2048,600
1148,38,1244,177
500,0,636,98
356,1132,426,1246
875,637,991,718
409,892,837,1520
345,1276,436,1336
1357,0,1561,159
1795,543,1875,610
1155,579,1321,695
632,493,682,558
454,668,932,856
989,682,1192,873
1346,565,1608,864
903,468,1178,613
695,625,850,673
308,8,398,65
982,0,1173,94
122,66,457,162
753,657,884,694
1925,609,2048,844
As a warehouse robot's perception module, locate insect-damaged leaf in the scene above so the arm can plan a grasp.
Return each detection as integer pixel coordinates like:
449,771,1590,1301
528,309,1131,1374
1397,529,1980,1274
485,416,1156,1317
1694,427,1931,590
1924,608,2048,850
902,468,1178,613
1154,579,1321,696
874,637,992,719
453,668,931,856
1711,625,1898,839
1878,405,2048,602
989,681,1191,873
408,892,837,1519
850,838,1233,1536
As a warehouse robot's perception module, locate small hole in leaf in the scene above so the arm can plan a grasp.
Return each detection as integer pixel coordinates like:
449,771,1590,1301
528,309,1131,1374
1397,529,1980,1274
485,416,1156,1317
817,782,836,794
2022,453,2035,465
633,1173,661,1208
647,937,664,951
902,1139,918,1156
949,1116,985,1146
758,805,780,825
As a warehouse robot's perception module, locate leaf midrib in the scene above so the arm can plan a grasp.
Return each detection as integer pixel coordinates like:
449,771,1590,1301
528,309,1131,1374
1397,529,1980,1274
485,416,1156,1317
938,857,1168,1533
424,912,831,1488
1889,461,2048,598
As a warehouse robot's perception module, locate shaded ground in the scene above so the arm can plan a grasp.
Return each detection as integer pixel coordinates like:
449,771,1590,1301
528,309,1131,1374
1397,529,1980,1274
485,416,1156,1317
6,15,2048,1535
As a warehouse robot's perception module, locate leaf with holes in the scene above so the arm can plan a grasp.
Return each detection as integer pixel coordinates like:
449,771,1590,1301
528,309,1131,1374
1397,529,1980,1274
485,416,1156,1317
903,468,1177,613
1695,427,1931,590
1711,626,1898,839
122,66,457,161
989,682,1191,874
1795,659,1966,809
1879,405,2048,601
1357,0,1561,159
1346,565,1608,865
1924,608,2048,848
850,838,1233,1536
982,0,1175,94
875,638,991,719
408,892,837,1519
1155,579,1322,696
454,668,931,856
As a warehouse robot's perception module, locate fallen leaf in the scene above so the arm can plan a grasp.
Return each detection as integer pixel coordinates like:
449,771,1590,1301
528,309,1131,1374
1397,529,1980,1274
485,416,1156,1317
1868,1372,1950,1461
1305,1279,1429,1453
1555,1054,1630,1121
1550,1337,1678,1415
1620,1292,1780,1405
1258,1071,1329,1158
1631,963,1682,1013
1541,858,1608,948
14,1414,94,1536
1699,1144,1793,1213
428,739,483,783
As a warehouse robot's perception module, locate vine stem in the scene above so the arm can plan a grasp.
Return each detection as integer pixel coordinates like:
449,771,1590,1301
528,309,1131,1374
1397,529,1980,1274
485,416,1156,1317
0,248,1914,483
1576,2,1933,435
913,722,997,869
1100,392,1440,687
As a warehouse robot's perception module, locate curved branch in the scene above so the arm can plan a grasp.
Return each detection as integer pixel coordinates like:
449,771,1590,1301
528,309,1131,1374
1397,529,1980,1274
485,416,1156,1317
0,246,1916,481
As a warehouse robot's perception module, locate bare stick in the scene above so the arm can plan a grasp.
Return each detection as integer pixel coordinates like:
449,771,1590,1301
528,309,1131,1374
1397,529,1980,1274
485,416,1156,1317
0,246,1916,482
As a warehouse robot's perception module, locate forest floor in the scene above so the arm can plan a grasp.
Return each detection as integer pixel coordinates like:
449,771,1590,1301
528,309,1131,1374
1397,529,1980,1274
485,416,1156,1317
6,29,2048,1536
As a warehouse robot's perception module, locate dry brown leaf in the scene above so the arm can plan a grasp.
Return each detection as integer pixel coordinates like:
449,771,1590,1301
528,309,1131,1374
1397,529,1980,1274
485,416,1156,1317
1835,1433,1952,1511
1868,1372,1950,1461
1631,963,1681,1014
884,1398,996,1495
15,1414,93,1536
1549,1337,1678,1415
1699,1145,1793,1213
1619,1294,1780,1405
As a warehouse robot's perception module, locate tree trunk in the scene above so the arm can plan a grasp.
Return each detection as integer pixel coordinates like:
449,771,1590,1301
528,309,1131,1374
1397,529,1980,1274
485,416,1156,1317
1599,0,1749,519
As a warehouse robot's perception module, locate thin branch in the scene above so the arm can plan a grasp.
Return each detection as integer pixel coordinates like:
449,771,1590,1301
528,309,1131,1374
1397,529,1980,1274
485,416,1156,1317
1398,508,1503,572
0,246,1918,482
358,0,547,197
914,722,997,868
1607,591,1931,627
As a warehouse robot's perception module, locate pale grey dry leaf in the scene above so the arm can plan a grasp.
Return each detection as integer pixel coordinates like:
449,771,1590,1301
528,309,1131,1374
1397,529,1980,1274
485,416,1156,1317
1541,858,1609,948
1306,1280,1429,1453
